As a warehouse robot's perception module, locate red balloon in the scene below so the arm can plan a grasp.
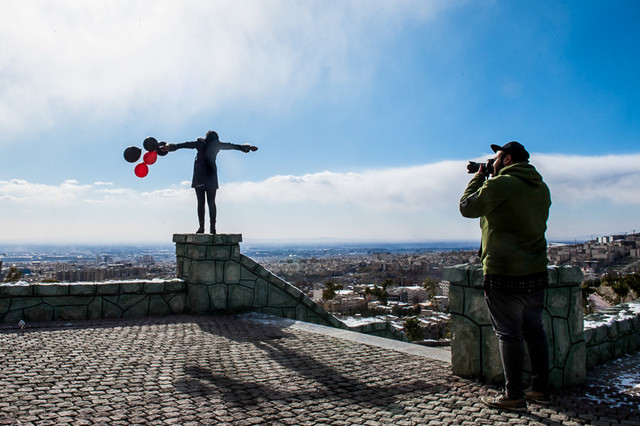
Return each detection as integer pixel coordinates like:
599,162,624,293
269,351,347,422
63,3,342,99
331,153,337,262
134,163,149,178
143,151,158,165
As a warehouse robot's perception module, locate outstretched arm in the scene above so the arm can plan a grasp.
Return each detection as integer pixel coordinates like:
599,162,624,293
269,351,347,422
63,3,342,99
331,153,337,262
218,142,259,153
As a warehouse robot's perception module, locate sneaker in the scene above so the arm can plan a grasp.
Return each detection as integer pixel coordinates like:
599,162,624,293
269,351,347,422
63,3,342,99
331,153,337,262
480,394,527,412
525,390,551,405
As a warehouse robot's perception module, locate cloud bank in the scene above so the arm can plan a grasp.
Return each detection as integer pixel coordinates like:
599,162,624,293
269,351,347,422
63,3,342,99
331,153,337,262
0,0,454,139
1,153,639,243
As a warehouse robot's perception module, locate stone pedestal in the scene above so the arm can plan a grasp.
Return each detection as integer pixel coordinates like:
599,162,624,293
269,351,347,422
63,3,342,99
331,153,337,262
444,264,585,389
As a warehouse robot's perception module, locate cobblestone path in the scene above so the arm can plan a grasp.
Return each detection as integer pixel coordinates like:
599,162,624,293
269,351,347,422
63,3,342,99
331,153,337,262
1,315,638,425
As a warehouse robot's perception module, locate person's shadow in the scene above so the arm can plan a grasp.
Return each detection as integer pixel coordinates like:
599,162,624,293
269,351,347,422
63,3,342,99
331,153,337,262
174,315,450,414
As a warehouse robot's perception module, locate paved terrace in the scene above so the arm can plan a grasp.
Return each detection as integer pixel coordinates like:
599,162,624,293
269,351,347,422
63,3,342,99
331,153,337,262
1,314,638,425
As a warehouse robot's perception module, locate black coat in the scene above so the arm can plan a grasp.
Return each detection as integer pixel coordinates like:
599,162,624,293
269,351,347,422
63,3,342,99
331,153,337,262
175,139,244,189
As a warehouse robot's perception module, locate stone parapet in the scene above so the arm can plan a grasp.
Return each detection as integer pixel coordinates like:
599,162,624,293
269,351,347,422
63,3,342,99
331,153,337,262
444,264,585,389
0,280,186,324
584,298,640,368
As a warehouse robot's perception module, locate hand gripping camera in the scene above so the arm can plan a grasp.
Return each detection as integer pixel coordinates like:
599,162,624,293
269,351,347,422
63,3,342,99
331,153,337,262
467,158,495,177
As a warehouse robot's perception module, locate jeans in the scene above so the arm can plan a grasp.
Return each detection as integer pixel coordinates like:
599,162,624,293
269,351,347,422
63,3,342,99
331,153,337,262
195,188,217,230
484,288,549,399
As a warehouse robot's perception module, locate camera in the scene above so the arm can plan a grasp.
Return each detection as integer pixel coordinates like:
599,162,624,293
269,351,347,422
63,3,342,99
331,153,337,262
467,158,495,176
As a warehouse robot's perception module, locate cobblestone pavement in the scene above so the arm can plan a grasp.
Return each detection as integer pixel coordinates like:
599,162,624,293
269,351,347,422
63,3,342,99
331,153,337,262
1,315,638,425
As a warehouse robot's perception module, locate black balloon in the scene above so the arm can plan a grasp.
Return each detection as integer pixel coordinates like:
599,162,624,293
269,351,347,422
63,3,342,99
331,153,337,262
123,146,142,163
143,137,159,152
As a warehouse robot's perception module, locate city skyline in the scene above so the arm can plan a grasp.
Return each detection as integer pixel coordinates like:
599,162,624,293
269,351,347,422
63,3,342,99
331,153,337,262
2,1,640,244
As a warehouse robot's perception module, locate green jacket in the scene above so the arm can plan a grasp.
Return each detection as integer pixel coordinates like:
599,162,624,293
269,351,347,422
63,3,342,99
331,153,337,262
460,162,551,276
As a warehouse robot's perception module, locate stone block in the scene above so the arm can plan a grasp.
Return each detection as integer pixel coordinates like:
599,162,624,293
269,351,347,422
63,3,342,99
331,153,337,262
186,234,213,244
253,279,269,308
295,303,309,322
227,234,243,244
213,234,228,244
546,288,570,318
143,282,166,294
172,234,188,243
120,282,143,293
175,244,186,257
10,297,42,310
188,244,208,260
448,285,464,315
547,267,560,286
468,266,484,288
208,283,227,311
190,260,217,285
267,274,287,291
0,285,33,297
239,255,258,272
46,296,91,307
283,283,304,300
24,304,54,322
70,284,97,296
228,285,253,312
34,284,69,297
584,328,594,345
54,305,87,321
558,266,583,284
267,287,297,308
215,261,225,283
465,287,490,325
552,318,571,367
187,283,211,313
442,264,469,285
224,261,241,284
165,280,186,293
481,325,503,383
451,314,482,378
208,245,231,260
0,298,9,315
88,297,102,319
231,244,241,260
563,342,586,387
96,283,120,295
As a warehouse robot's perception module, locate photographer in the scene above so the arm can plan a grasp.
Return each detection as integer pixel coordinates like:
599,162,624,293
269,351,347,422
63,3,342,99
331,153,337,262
459,141,551,412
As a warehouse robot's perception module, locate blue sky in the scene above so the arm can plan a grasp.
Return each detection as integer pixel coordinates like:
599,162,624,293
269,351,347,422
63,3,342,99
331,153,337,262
1,1,639,244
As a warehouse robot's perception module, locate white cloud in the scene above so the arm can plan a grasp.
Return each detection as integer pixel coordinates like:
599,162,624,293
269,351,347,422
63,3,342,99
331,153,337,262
1,152,639,243
0,0,453,139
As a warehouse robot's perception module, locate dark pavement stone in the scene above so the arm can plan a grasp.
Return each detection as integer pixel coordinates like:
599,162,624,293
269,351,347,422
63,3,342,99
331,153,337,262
0,314,638,425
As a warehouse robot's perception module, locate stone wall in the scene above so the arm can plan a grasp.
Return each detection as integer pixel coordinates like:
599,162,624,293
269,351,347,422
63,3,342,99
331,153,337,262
584,298,640,368
444,264,586,389
0,279,186,324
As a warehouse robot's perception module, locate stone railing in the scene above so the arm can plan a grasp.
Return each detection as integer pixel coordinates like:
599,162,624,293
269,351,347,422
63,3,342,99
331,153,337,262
1,234,406,342
0,279,186,323
584,298,640,368
444,264,585,389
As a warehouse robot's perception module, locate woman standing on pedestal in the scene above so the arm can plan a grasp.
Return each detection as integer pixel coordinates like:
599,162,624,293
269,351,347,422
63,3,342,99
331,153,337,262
163,130,258,234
